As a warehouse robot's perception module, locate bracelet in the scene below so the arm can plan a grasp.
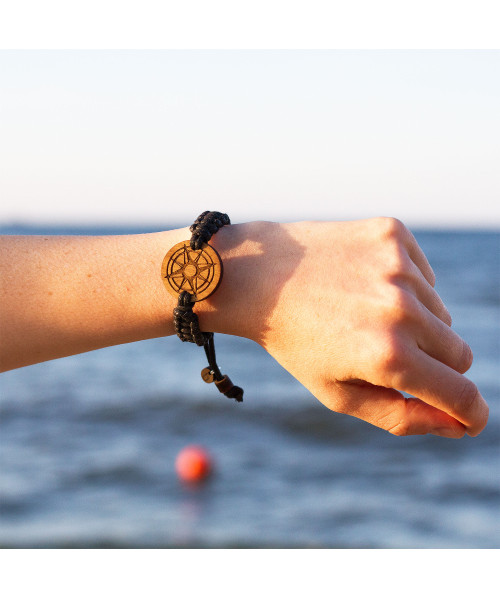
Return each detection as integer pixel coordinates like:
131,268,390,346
161,211,244,402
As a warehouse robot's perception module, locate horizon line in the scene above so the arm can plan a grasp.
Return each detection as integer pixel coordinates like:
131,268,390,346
1,219,499,233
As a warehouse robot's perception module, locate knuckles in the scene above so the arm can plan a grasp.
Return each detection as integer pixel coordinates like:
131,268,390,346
373,219,417,300
380,286,418,324
373,216,407,240
373,334,411,386
367,289,419,387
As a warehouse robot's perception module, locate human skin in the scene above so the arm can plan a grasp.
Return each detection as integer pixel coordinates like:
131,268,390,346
0,218,489,438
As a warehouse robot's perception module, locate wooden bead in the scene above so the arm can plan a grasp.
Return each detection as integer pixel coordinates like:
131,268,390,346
214,375,233,394
201,367,215,383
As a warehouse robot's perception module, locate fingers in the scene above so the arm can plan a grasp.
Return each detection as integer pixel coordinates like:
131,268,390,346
395,224,487,434
386,351,489,436
373,221,486,435
367,278,485,435
325,382,466,438
414,309,473,374
377,219,451,325
399,260,452,326
400,225,436,287
375,217,435,286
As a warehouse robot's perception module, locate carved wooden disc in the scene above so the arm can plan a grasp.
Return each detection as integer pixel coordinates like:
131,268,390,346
161,241,223,302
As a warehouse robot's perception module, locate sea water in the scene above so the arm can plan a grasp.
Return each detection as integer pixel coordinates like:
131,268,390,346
0,225,498,548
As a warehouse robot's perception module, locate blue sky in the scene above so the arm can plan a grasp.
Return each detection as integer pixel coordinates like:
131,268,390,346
1,50,498,228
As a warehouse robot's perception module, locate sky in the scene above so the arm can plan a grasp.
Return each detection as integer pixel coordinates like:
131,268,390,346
1,49,499,228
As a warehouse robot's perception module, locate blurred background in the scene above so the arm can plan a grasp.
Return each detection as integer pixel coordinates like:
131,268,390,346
0,50,499,548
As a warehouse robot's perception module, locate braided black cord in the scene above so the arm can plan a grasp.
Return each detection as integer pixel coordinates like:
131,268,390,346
173,291,206,346
173,211,243,402
189,211,231,250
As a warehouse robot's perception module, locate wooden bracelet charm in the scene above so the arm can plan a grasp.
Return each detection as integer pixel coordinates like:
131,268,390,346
161,241,222,302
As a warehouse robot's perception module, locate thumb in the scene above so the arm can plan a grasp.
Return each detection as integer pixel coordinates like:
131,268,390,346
318,380,466,438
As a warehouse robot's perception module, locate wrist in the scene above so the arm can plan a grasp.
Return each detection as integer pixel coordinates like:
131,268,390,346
196,220,292,344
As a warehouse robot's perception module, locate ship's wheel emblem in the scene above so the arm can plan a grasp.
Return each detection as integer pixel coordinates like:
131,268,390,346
161,241,223,302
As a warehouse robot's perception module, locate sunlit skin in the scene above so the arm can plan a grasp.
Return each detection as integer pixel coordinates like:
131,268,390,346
0,218,489,438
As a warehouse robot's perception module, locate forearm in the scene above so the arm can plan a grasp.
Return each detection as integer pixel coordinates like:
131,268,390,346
0,222,276,371
0,227,190,370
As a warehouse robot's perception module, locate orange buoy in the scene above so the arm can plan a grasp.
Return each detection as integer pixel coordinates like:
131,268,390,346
175,445,213,483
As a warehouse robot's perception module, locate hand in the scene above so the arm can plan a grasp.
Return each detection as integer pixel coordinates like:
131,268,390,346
213,218,489,438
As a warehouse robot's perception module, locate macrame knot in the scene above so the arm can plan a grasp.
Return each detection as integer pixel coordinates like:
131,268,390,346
173,291,206,346
189,211,230,250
